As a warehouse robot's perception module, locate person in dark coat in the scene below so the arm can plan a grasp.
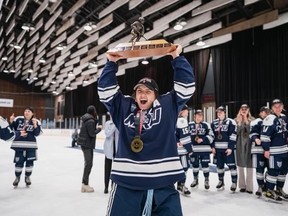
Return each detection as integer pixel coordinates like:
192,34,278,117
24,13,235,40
77,105,102,192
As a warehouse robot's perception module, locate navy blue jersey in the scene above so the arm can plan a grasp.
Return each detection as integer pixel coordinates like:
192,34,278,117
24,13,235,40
98,56,195,190
211,118,237,150
189,121,214,154
250,118,264,154
260,114,288,157
0,116,15,141
10,116,42,150
176,117,192,155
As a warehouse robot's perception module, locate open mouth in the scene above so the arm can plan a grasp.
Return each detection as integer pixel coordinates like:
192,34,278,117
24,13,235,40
140,99,148,105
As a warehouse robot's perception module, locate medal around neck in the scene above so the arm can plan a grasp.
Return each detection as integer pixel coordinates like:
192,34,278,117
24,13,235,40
195,136,199,142
131,136,144,153
106,17,176,58
217,134,222,140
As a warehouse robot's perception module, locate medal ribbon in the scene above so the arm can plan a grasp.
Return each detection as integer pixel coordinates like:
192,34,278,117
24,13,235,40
134,110,144,137
217,120,222,136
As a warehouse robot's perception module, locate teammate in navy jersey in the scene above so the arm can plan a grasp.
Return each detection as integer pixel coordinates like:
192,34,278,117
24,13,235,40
189,109,214,190
98,45,195,216
261,99,288,201
9,107,42,187
176,105,192,195
0,116,16,142
211,106,238,192
250,106,271,196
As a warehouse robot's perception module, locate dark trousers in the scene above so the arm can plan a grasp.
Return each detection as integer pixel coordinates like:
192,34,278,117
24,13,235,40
81,146,94,185
104,157,112,189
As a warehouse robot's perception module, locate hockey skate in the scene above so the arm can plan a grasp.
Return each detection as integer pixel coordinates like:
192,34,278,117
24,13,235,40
204,179,210,190
190,179,199,189
216,181,225,190
275,188,288,200
81,184,94,193
264,189,282,203
230,183,237,192
255,186,263,196
25,176,31,186
181,185,191,196
13,177,20,187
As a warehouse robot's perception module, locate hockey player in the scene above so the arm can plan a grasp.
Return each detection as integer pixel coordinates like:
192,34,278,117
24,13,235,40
0,115,16,141
98,45,195,216
261,99,288,201
189,109,214,190
250,106,271,196
176,105,192,195
9,107,42,187
211,106,238,192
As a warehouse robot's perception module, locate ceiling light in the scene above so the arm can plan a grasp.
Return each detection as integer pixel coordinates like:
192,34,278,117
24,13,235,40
22,23,35,31
44,82,49,86
173,22,183,31
83,80,89,84
173,18,187,31
68,71,74,77
56,43,66,50
84,22,97,31
52,91,59,95
26,78,30,81
13,44,22,49
33,77,38,80
1,56,8,61
39,58,46,63
88,61,98,68
3,69,9,73
10,69,15,73
196,38,205,46
27,68,33,73
51,80,56,84
141,59,149,65
66,86,72,90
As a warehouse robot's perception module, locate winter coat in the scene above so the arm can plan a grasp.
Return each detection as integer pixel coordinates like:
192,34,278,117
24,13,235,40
77,113,101,149
235,120,254,168
103,120,119,160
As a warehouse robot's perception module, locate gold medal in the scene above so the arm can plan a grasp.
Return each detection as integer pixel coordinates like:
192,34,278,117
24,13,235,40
195,136,199,142
217,134,222,140
130,136,143,153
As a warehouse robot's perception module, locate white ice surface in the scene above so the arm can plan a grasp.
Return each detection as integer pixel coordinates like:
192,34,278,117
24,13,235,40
1,134,288,216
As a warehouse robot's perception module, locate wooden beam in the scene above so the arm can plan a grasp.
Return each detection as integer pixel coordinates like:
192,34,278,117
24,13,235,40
98,23,125,45
67,26,85,44
61,39,78,54
37,39,50,54
40,25,55,44
56,50,71,64
86,14,113,35
32,0,49,21
30,18,43,37
62,0,87,20
50,0,62,14
175,22,222,47
153,0,201,28
99,0,129,19
263,11,288,29
56,16,75,36
129,0,144,10
80,40,110,64
45,7,62,31
6,18,15,35
142,0,178,17
164,11,212,37
244,0,260,5
70,46,88,59
60,65,73,74
213,10,278,37
65,57,80,67
27,32,39,48
17,30,26,43
77,32,99,48
51,32,67,48
46,47,59,57
18,0,29,16
192,0,236,17
5,1,16,22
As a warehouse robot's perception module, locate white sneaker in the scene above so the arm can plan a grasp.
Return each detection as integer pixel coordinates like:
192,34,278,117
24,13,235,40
81,184,94,193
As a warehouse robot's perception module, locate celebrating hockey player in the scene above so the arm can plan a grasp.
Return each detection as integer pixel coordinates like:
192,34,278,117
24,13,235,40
261,99,288,201
0,115,16,142
189,109,214,190
98,44,195,216
250,106,271,196
211,106,238,192
9,107,42,187
176,105,192,195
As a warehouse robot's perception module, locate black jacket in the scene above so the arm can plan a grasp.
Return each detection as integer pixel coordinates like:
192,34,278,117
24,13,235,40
77,113,101,149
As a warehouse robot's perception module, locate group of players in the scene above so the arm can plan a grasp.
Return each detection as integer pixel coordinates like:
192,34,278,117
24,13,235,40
176,99,288,202
0,107,42,187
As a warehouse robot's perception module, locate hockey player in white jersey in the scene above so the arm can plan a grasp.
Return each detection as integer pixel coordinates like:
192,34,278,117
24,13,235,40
189,109,214,190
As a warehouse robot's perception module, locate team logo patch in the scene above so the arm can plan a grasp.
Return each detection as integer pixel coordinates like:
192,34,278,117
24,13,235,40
277,161,282,168
259,161,264,167
15,157,20,162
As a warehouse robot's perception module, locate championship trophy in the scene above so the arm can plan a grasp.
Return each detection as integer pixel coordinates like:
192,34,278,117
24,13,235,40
107,17,177,58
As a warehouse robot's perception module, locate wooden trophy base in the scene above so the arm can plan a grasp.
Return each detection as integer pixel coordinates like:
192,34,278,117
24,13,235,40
106,39,177,58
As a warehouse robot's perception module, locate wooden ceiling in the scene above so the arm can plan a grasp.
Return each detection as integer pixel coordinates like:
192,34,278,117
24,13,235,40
0,0,287,94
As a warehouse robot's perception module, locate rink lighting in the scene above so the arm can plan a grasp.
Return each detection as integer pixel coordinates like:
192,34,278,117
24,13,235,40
56,43,66,50
141,59,149,65
51,80,56,84
68,71,74,77
196,38,205,46
1,56,8,61
22,23,35,31
27,68,33,73
39,58,46,63
3,69,9,73
84,22,97,31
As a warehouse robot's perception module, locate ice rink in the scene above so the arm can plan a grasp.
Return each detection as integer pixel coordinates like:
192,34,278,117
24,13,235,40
1,132,288,216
